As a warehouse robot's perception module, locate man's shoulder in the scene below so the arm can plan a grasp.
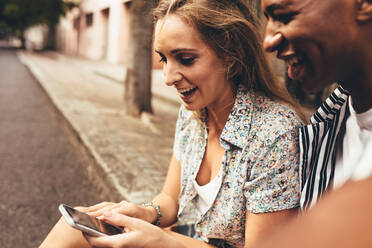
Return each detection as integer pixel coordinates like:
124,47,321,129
310,86,350,123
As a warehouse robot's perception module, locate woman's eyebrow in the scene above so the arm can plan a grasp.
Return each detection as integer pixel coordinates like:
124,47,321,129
155,48,198,55
170,48,198,54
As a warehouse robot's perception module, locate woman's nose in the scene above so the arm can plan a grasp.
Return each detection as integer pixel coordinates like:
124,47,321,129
263,23,283,53
164,63,182,86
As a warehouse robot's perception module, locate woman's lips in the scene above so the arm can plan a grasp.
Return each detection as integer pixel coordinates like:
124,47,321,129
178,86,198,101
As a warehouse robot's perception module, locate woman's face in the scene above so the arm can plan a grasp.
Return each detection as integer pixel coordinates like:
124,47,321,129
154,15,233,111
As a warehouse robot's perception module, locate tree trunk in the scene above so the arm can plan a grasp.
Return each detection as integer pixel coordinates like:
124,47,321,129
20,35,26,49
46,24,57,50
123,0,156,117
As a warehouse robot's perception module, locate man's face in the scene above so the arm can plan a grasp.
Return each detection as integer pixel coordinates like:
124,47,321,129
262,0,356,92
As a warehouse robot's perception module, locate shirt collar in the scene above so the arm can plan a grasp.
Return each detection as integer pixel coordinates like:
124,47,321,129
310,86,349,124
220,85,253,149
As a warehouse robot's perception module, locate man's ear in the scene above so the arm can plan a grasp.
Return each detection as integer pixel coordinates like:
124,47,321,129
356,0,372,22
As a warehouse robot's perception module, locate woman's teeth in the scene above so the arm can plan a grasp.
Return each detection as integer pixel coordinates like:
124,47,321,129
179,87,198,96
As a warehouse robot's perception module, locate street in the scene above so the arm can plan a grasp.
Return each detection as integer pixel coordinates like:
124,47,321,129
0,47,105,247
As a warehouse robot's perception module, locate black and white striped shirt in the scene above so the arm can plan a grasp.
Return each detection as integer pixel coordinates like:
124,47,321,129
299,86,350,210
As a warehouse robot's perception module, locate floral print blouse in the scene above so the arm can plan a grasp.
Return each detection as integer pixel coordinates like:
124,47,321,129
173,86,302,247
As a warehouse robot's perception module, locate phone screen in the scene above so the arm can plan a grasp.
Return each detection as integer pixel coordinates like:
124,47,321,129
62,204,123,235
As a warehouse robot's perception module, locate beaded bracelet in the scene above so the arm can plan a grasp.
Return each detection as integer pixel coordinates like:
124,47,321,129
142,202,163,226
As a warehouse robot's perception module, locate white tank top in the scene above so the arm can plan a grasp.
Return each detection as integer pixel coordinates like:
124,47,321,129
192,168,223,216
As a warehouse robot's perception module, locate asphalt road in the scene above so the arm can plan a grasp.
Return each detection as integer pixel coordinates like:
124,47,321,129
0,47,105,247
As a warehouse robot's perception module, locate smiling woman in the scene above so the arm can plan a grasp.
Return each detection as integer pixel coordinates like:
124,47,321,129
154,14,231,111
40,1,305,248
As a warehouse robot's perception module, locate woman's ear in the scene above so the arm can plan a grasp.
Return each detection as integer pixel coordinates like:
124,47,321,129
356,0,372,22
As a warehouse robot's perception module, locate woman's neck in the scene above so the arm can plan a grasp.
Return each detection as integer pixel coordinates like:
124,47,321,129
207,93,235,137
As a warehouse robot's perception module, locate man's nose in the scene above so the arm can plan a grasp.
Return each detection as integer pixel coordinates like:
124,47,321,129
164,63,182,86
263,23,283,53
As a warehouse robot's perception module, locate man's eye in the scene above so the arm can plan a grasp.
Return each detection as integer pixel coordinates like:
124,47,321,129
275,13,296,24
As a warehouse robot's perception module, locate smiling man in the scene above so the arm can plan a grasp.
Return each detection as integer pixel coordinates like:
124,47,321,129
263,0,367,94
263,0,372,207
255,0,372,247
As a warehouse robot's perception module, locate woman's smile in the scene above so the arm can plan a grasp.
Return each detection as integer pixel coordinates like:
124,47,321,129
177,86,198,101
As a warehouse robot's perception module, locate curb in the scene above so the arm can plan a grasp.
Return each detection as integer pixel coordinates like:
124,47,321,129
17,51,170,203
17,51,125,202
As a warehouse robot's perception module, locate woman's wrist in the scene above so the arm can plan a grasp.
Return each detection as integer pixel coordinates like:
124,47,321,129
142,202,163,226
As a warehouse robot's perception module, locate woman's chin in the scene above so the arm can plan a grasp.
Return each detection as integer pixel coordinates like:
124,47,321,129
183,104,197,111
182,102,203,112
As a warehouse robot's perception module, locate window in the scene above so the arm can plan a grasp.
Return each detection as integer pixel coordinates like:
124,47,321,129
86,13,93,27
102,8,109,18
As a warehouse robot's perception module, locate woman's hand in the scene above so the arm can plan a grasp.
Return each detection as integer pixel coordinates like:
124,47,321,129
84,212,183,248
85,201,157,224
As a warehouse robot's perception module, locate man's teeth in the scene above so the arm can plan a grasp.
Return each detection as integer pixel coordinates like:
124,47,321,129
286,57,300,67
179,87,197,94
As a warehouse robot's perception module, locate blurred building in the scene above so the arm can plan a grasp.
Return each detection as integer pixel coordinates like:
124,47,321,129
57,0,161,68
24,25,49,51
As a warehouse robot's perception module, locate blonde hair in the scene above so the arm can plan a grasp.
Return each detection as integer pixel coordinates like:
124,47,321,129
153,0,303,120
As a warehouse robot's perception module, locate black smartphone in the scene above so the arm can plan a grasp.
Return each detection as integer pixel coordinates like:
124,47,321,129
59,204,123,236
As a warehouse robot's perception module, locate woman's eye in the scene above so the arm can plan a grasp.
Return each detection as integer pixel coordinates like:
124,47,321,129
159,55,167,63
179,56,196,66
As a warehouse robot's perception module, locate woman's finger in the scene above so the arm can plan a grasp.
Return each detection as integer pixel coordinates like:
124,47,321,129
84,214,173,248
112,203,141,217
89,205,118,218
84,233,118,248
85,202,115,213
90,202,129,218
84,228,136,248
102,211,139,229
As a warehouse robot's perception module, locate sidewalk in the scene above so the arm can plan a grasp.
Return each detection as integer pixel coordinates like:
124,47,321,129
18,50,180,204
